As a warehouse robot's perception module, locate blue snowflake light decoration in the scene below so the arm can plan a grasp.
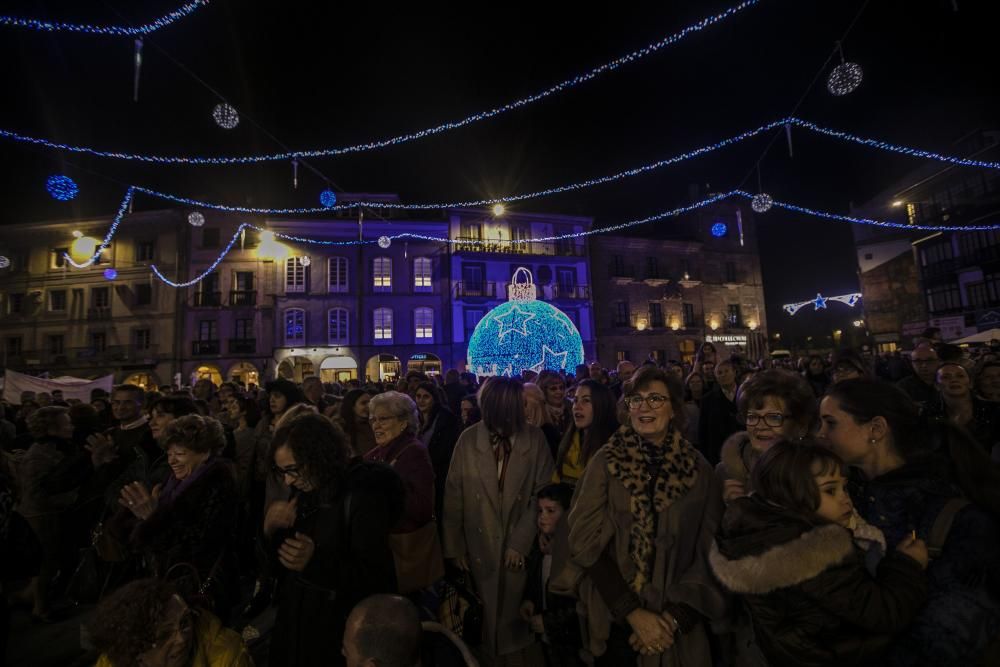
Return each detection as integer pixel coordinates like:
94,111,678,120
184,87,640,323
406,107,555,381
711,222,728,238
467,267,585,377
47,174,79,201
319,188,337,208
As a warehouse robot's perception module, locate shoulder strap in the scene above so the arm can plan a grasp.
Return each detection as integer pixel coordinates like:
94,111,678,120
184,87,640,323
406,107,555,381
927,497,971,558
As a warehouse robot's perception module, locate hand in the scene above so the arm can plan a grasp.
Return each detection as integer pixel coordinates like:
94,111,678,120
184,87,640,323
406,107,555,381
86,434,117,467
278,532,315,572
529,614,545,635
896,535,929,569
118,482,161,520
519,600,535,622
263,496,298,537
504,548,525,571
451,556,470,571
626,608,675,655
723,479,746,503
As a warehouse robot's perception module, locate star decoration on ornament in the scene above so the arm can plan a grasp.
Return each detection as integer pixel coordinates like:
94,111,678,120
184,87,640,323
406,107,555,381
493,305,536,341
813,293,828,310
530,345,570,372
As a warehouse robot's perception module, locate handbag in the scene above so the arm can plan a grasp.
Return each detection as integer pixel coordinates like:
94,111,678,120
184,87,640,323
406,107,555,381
437,572,484,647
386,442,446,593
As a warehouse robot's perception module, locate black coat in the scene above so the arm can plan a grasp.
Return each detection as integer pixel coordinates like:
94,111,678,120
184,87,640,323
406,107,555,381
697,386,740,465
269,460,404,667
423,408,463,522
710,496,927,667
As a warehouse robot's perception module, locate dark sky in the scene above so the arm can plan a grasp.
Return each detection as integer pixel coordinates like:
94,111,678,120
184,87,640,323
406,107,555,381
0,0,996,343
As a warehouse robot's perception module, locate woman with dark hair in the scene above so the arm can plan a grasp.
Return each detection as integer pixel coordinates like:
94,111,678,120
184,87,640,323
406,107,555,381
443,376,554,664
90,578,250,666
413,381,462,525
717,369,817,502
803,354,830,398
567,365,726,665
975,360,1000,402
460,394,481,428
337,389,377,457
91,397,113,431
925,362,1000,458
693,343,718,386
831,349,871,385
118,415,238,613
819,379,1000,665
553,379,618,486
225,395,262,496
266,412,403,666
682,372,707,447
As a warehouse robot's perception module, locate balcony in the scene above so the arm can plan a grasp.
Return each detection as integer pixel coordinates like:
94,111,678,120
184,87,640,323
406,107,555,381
87,307,112,321
228,338,256,354
549,284,591,300
194,291,222,307
192,340,221,355
229,290,256,307
12,346,161,367
454,281,497,298
453,237,585,257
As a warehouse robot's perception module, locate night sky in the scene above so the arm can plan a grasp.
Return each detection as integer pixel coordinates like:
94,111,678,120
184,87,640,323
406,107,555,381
0,0,996,345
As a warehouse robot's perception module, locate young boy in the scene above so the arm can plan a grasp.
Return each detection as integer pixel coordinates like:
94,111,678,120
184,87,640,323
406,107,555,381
520,483,582,667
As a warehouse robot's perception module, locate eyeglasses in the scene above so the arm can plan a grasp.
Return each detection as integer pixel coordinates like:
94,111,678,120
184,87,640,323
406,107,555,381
272,464,302,480
624,394,668,411
368,415,400,426
745,412,793,428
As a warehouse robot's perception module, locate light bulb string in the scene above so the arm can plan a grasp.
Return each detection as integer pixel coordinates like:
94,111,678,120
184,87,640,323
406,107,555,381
0,1,209,36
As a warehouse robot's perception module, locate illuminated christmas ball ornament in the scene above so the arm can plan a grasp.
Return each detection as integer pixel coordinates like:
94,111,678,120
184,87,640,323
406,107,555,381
319,189,337,208
377,236,392,249
188,211,205,227
827,62,863,96
299,255,311,267
751,193,773,213
711,222,728,238
46,174,79,201
103,268,118,281
0,256,10,269
467,267,585,377
212,103,240,129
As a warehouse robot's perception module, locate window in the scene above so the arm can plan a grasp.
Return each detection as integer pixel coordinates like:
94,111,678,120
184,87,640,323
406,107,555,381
728,304,743,327
556,268,576,294
50,248,69,269
134,283,152,306
134,329,151,350
49,290,67,312
235,319,253,340
328,257,349,293
202,228,220,249
285,257,307,293
464,309,484,339
232,272,255,306
285,309,305,345
614,301,630,327
48,335,64,355
7,337,22,357
234,271,255,291
968,282,990,309
616,350,631,362
926,284,962,314
414,258,432,292
646,257,659,279
460,223,482,241
91,332,107,352
864,253,873,260
9,293,24,315
198,320,218,341
725,262,738,283
373,257,392,292
920,241,954,266
611,255,626,277
92,287,110,309
682,303,696,328
136,241,155,262
374,308,393,342
648,302,664,328
328,308,349,345
415,307,434,340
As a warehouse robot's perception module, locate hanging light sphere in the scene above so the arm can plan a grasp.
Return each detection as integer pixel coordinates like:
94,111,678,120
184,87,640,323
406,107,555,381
319,189,337,208
46,174,79,201
827,62,863,96
377,236,392,249
751,193,774,213
188,211,205,227
711,222,728,238
0,256,10,269
212,103,240,129
299,256,311,267
103,268,118,281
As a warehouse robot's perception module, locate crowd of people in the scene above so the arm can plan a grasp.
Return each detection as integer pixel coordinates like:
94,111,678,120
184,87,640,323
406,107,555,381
1,335,999,666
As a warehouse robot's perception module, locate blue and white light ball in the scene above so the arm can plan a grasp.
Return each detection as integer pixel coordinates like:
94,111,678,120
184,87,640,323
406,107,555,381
827,62,863,96
751,193,773,213
467,268,584,377
319,189,337,208
103,268,118,281
46,175,79,201
711,222,728,238
212,103,240,129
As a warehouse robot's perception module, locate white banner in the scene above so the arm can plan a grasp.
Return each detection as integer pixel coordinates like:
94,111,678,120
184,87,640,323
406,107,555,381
2,369,114,405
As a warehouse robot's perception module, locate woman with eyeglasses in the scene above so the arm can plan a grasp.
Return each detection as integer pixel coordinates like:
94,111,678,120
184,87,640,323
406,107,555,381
266,412,403,666
716,369,817,503
443,376,555,664
567,365,727,665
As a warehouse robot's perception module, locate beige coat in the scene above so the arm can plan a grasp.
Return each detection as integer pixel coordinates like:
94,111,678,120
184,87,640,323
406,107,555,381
442,422,555,657
566,435,729,666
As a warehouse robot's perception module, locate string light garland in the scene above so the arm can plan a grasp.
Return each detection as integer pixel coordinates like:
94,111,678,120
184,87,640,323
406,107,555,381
0,1,209,36
783,292,862,316
64,187,135,268
0,2,762,164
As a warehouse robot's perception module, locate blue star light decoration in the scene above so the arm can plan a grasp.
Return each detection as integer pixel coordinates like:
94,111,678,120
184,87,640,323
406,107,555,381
783,292,862,316
813,293,828,310
47,174,79,201
467,267,585,377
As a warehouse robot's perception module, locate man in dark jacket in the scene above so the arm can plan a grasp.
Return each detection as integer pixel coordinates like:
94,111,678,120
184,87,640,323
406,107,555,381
896,344,940,406
698,360,741,465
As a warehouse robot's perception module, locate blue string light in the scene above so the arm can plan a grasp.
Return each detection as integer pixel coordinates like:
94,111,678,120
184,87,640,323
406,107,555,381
0,2,761,164
64,187,134,267
151,224,249,288
0,1,209,36
46,174,79,201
